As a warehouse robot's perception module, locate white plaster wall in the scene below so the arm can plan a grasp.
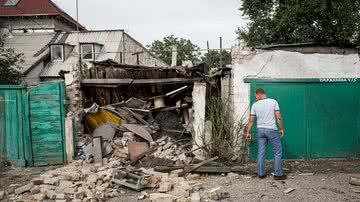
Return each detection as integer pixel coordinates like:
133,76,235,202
231,48,360,122
192,82,207,159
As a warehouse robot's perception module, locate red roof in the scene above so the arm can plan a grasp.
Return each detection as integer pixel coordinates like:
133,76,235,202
0,0,85,30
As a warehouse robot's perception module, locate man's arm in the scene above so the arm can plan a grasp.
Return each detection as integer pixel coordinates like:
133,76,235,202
246,115,255,141
275,111,284,137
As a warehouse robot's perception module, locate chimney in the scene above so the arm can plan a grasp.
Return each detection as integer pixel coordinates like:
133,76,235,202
171,45,177,67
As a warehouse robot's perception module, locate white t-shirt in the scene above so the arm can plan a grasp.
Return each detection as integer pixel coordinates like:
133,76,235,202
250,98,280,130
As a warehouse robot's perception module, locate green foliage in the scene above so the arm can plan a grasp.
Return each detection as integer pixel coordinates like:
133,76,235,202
238,0,360,46
148,35,201,65
202,50,232,68
0,34,23,84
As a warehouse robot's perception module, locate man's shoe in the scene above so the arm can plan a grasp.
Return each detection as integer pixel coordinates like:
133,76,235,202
259,175,267,179
274,175,287,180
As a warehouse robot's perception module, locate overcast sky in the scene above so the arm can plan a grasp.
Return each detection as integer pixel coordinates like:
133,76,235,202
52,0,246,50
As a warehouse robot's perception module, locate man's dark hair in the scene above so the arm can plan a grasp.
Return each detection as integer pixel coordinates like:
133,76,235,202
256,88,266,95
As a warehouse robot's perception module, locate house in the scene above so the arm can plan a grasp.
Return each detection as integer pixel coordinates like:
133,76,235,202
1,0,168,84
228,44,360,160
0,0,85,32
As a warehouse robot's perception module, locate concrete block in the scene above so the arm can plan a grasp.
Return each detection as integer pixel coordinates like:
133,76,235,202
31,186,41,194
15,183,33,194
44,178,59,186
45,190,57,200
31,178,44,185
0,191,4,200
75,190,85,199
150,193,177,202
190,192,201,202
56,193,66,199
6,184,21,194
33,193,46,201
158,182,172,193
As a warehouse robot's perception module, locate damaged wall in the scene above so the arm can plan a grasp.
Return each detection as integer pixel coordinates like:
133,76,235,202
230,47,360,122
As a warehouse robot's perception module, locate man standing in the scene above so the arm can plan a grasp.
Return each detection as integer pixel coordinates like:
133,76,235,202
246,88,286,180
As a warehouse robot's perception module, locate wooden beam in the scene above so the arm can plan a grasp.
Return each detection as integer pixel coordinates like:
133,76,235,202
81,78,200,86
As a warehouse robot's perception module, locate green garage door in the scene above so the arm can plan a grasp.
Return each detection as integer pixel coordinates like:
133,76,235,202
249,79,360,160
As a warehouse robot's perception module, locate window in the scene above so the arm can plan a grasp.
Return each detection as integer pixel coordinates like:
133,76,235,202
3,0,20,6
51,45,64,62
81,44,94,60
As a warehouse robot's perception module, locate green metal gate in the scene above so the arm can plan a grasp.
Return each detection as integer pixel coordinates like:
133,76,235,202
29,81,67,166
246,78,360,160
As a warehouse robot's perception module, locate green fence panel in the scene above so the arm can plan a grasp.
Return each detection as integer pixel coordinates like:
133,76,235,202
0,86,29,166
29,81,66,166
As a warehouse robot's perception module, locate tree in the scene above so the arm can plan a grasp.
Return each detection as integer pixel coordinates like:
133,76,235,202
237,0,360,47
202,50,232,68
148,35,201,66
0,34,23,84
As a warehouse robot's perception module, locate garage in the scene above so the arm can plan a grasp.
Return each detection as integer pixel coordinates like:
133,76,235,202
246,78,360,160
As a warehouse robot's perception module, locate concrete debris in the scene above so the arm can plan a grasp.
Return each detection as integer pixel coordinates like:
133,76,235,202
128,142,150,161
126,97,147,109
149,193,177,202
0,191,4,200
298,173,314,176
190,192,201,202
350,177,360,186
93,123,116,140
123,124,154,143
158,182,173,193
284,188,296,194
353,189,360,193
14,183,33,194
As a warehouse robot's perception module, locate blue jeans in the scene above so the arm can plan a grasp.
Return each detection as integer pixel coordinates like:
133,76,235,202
257,128,283,177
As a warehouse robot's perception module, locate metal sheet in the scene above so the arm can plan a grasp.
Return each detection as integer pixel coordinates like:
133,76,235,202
249,80,360,160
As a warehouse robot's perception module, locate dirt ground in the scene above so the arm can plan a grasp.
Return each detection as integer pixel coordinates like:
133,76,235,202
1,160,360,202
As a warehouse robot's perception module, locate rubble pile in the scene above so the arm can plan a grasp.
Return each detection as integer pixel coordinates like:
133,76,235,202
3,160,122,201
79,85,195,168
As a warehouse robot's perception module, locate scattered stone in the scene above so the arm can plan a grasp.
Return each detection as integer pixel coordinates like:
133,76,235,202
353,189,360,193
15,183,34,194
158,182,172,193
31,178,44,185
0,191,4,200
7,184,21,194
59,180,73,188
31,186,41,194
33,192,46,201
186,174,201,181
45,190,57,200
350,177,360,186
74,190,86,199
227,172,239,178
56,193,66,199
150,193,177,202
284,188,296,194
298,173,314,176
44,178,59,186
190,192,201,202
138,191,149,200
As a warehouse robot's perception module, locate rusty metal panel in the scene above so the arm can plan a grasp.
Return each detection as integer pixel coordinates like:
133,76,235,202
29,81,66,166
